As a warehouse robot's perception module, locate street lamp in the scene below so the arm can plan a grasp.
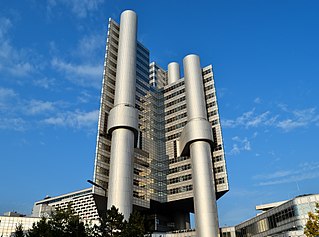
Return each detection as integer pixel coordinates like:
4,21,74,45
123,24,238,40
87,179,106,193
87,179,107,214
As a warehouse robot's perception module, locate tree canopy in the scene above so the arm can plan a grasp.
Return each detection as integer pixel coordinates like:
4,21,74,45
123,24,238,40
304,203,319,237
19,204,146,237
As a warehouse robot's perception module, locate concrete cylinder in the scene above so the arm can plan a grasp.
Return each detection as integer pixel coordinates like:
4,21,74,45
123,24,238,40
114,10,137,107
107,10,137,220
183,55,207,121
183,54,219,237
168,62,180,84
107,129,135,219
190,141,219,237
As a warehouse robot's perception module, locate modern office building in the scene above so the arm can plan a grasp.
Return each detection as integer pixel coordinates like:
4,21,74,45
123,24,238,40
235,194,319,237
0,213,40,237
32,188,99,221
91,10,228,236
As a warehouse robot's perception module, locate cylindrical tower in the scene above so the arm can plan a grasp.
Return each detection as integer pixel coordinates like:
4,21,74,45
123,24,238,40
183,54,219,237
168,62,180,84
106,10,138,220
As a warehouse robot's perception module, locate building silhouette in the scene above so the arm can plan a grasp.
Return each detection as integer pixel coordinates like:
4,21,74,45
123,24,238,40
91,10,229,236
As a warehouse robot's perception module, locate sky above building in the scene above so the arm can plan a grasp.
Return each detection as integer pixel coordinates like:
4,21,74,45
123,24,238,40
1,0,319,227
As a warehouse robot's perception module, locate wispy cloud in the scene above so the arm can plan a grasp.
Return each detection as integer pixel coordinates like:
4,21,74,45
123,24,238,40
47,0,103,18
51,58,102,88
0,117,26,131
229,136,251,155
254,162,319,186
222,105,319,132
276,108,319,131
0,17,36,77
222,109,277,129
43,109,99,129
25,100,56,115
33,77,56,89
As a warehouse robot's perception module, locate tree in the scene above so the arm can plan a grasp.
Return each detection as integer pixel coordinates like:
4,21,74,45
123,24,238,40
304,203,319,237
99,206,124,237
14,223,24,237
122,211,145,237
27,204,88,237
27,217,52,237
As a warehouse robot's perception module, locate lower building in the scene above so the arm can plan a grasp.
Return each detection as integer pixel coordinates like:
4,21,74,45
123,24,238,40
235,194,319,237
32,187,99,221
0,213,40,237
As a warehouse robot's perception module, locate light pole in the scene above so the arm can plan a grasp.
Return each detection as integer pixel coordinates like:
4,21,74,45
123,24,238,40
87,179,107,214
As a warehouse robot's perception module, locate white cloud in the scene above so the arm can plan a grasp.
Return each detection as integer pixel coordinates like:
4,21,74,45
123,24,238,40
254,97,261,104
222,109,276,129
0,87,16,100
51,58,102,88
47,0,104,18
43,110,99,129
0,17,35,77
254,162,319,186
0,118,26,131
276,107,319,131
33,78,56,89
229,136,251,155
75,34,105,59
25,100,55,115
222,106,319,132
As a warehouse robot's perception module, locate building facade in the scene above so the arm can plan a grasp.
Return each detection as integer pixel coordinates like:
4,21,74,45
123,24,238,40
32,188,99,221
91,10,229,236
235,194,319,237
0,214,40,237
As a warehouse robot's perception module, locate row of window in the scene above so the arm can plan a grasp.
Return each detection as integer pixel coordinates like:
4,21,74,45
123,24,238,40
165,121,187,133
164,81,184,93
166,112,187,124
216,177,225,185
202,68,212,75
168,174,192,185
165,104,187,116
213,155,223,162
97,166,109,177
236,206,296,237
168,184,193,195
214,166,224,174
169,156,190,164
164,88,185,100
169,164,191,174
98,154,110,164
165,96,185,108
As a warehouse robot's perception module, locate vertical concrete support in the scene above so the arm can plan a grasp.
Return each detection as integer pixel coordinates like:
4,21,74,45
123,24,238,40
106,10,138,220
183,54,219,237
168,62,180,84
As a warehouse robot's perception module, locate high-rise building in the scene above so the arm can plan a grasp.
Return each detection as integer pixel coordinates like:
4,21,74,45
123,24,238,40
91,10,229,236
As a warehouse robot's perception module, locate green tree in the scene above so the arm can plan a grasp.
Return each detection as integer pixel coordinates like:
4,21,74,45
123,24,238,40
27,217,52,237
27,204,88,237
122,211,145,237
99,206,124,237
304,203,319,237
14,223,24,237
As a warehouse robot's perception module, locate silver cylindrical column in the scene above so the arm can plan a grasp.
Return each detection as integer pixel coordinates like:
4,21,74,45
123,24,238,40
114,10,137,106
183,54,219,237
168,62,180,84
107,10,137,220
183,55,207,121
190,142,218,237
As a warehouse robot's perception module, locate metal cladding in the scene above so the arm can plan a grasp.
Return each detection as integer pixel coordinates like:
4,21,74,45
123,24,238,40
106,10,138,220
168,62,180,84
113,10,137,106
181,54,219,237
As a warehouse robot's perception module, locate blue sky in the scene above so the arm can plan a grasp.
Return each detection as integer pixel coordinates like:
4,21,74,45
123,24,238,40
1,0,319,227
